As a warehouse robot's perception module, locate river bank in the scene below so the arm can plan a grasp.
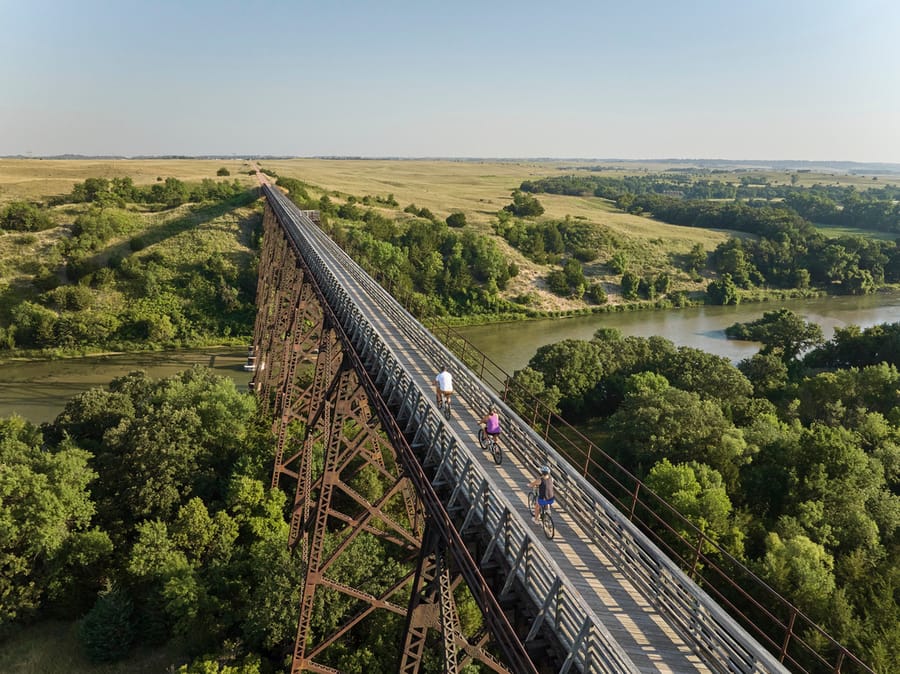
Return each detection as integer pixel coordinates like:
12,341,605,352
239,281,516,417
5,290,900,426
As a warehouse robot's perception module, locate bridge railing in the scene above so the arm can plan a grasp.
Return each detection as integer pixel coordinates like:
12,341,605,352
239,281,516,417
264,186,798,674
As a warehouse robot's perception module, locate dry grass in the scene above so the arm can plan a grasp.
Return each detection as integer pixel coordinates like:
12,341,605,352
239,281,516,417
0,158,257,204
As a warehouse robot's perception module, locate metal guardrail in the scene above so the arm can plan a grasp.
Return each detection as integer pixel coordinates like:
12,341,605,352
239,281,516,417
264,185,788,673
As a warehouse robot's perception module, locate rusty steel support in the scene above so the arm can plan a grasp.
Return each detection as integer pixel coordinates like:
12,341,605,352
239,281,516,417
287,343,420,673
400,523,512,674
253,201,530,674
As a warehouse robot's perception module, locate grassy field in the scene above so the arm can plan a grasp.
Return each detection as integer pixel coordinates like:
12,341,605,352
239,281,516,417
2,157,894,314
0,158,258,204
815,222,898,241
0,621,188,673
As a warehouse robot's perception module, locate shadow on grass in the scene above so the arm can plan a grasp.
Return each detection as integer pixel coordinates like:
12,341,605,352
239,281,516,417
72,191,260,278
0,620,188,674
130,191,259,252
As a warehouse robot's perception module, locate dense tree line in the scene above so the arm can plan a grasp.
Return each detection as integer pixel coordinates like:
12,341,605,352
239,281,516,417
56,176,249,209
1,367,440,672
1,370,285,670
608,197,900,296
507,315,899,672
522,174,900,232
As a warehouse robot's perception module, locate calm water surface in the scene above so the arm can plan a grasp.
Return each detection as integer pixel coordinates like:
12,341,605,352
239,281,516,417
0,349,253,424
456,293,900,375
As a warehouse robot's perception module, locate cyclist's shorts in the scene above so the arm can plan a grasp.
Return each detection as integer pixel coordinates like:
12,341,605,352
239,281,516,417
440,389,453,395
486,430,500,436
538,497,555,507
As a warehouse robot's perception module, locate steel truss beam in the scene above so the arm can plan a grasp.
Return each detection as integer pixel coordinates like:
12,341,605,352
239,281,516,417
400,523,512,674
254,201,538,674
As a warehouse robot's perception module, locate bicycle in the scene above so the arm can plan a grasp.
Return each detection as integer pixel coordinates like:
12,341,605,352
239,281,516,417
528,488,555,539
439,395,452,420
478,428,502,465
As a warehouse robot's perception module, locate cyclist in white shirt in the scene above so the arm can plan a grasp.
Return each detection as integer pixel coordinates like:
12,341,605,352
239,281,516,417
434,366,453,407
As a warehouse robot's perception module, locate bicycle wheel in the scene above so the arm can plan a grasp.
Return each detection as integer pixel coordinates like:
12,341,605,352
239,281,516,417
527,490,536,514
491,439,502,465
541,509,555,539
443,399,452,420
477,428,488,449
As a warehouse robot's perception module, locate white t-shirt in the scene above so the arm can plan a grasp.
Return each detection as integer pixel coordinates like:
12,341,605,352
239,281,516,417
435,370,453,392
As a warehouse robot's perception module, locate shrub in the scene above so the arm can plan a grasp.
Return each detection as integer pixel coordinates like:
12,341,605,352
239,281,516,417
446,212,467,228
587,282,607,304
217,167,230,176
609,252,628,274
78,586,135,662
1,201,54,232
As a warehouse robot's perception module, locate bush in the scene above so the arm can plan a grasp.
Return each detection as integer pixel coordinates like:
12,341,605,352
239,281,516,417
1,201,54,232
609,252,628,274
587,282,607,304
216,167,230,176
78,586,135,662
446,212,467,228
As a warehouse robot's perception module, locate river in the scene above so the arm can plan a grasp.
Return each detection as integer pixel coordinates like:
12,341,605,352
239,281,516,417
4,293,900,425
0,349,254,425
455,292,900,375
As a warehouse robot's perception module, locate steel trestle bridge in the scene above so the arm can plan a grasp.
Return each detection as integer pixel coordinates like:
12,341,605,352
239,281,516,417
249,183,857,674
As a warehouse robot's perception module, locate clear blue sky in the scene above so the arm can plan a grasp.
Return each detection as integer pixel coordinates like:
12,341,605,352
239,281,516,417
2,0,898,161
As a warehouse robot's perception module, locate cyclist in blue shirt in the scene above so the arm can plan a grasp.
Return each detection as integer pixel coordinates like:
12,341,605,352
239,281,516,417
528,465,555,524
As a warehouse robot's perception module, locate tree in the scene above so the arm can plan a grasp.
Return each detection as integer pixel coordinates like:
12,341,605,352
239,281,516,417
661,347,753,410
505,367,561,419
737,352,789,397
686,243,707,274
586,282,607,305
528,339,606,410
78,585,135,662
707,274,739,305
546,269,569,296
759,532,836,620
726,308,824,363
606,374,751,489
0,417,104,625
654,273,671,296
446,212,467,228
645,459,737,551
621,271,640,300
503,190,544,217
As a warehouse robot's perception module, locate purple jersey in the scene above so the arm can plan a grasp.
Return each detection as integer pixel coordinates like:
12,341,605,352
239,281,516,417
485,413,500,434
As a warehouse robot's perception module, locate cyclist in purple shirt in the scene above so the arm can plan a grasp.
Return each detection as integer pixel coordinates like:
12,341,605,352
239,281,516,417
482,408,501,438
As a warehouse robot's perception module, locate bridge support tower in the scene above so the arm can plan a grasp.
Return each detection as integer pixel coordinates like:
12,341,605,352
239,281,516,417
251,202,534,674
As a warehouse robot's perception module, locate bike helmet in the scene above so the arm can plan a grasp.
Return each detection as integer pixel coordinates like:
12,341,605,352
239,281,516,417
540,465,550,475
